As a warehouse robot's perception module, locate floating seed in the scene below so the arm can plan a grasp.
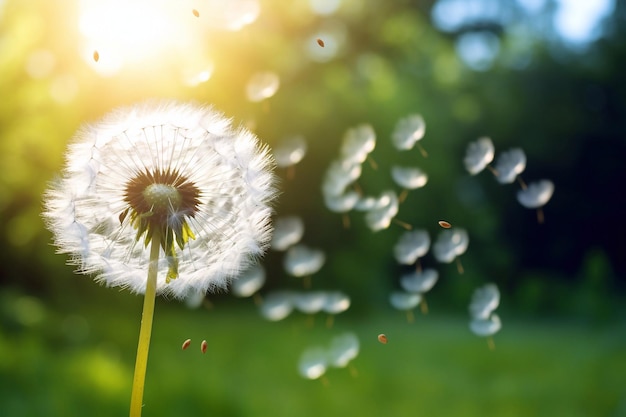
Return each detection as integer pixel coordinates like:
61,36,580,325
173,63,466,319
438,220,451,229
377,334,388,344
192,9,199,17
316,38,325,47
181,339,191,350
93,50,99,62
201,340,207,354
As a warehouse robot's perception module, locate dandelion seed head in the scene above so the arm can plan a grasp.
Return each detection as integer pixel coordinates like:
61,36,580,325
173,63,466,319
43,100,277,299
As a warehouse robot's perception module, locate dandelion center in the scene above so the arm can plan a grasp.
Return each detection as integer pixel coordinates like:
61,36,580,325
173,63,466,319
123,169,201,282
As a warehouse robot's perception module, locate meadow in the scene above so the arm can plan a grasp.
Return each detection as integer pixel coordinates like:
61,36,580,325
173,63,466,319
1,288,624,417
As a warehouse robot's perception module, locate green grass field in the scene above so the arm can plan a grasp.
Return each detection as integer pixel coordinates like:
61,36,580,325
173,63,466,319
1,292,624,417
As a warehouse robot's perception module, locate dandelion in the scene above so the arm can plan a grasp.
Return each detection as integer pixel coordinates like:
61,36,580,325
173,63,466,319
494,148,526,186
231,263,266,302
399,268,438,314
273,135,307,179
389,291,422,323
245,71,280,102
469,283,502,349
298,346,328,380
283,244,326,287
259,290,294,321
391,113,427,157
433,228,469,273
391,165,428,202
293,291,327,315
393,229,430,268
322,291,351,327
468,283,500,319
42,100,277,417
340,124,376,168
464,137,496,175
328,332,360,373
516,179,554,223
364,190,401,232
271,215,305,251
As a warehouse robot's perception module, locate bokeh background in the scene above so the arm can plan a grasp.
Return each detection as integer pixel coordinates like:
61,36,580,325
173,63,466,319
1,0,625,416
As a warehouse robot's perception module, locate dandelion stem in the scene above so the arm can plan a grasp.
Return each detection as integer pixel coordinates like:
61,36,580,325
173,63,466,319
129,233,161,417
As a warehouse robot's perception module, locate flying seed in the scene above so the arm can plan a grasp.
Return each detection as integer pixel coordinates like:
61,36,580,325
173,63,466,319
192,9,199,17
438,220,451,229
181,339,191,350
93,50,99,62
316,38,325,47
377,334,388,344
201,340,207,354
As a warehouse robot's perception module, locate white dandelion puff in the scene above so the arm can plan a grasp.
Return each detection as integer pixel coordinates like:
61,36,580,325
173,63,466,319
391,113,427,156
231,263,266,298
274,135,307,168
246,71,280,102
271,215,305,251
433,228,469,273
470,313,502,337
283,244,326,277
464,137,495,175
259,290,294,321
391,166,428,190
399,268,439,294
364,190,399,232
340,124,376,166
42,100,278,299
494,148,526,184
328,332,360,368
298,346,328,380
393,229,430,265
469,283,500,319
517,179,554,208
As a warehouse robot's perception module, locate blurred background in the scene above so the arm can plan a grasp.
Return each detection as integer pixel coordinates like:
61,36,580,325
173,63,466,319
1,0,625,416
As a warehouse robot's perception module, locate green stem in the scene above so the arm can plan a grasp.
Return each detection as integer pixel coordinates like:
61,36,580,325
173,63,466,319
129,233,161,417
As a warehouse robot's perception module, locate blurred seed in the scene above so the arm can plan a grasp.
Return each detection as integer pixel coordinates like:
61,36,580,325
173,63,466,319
201,340,207,354
316,38,325,47
192,9,200,17
181,338,191,350
438,220,451,229
93,50,99,62
377,334,388,344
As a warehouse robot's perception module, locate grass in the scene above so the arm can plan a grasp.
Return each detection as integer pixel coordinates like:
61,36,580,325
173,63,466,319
1,291,625,417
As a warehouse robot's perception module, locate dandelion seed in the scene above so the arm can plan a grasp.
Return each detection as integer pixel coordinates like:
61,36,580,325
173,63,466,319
246,71,280,102
389,291,422,323
392,114,427,156
400,268,439,294
469,283,500,320
328,332,359,368
201,340,208,354
192,9,200,17
273,135,307,174
393,229,430,266
438,220,451,229
377,334,388,344
364,190,399,232
494,148,526,184
464,137,495,175
340,124,376,166
284,244,326,278
232,263,266,298
317,38,325,47
181,338,191,350
293,291,327,315
516,179,554,223
93,50,99,62
259,290,294,321
298,346,327,380
433,228,469,273
271,216,305,251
